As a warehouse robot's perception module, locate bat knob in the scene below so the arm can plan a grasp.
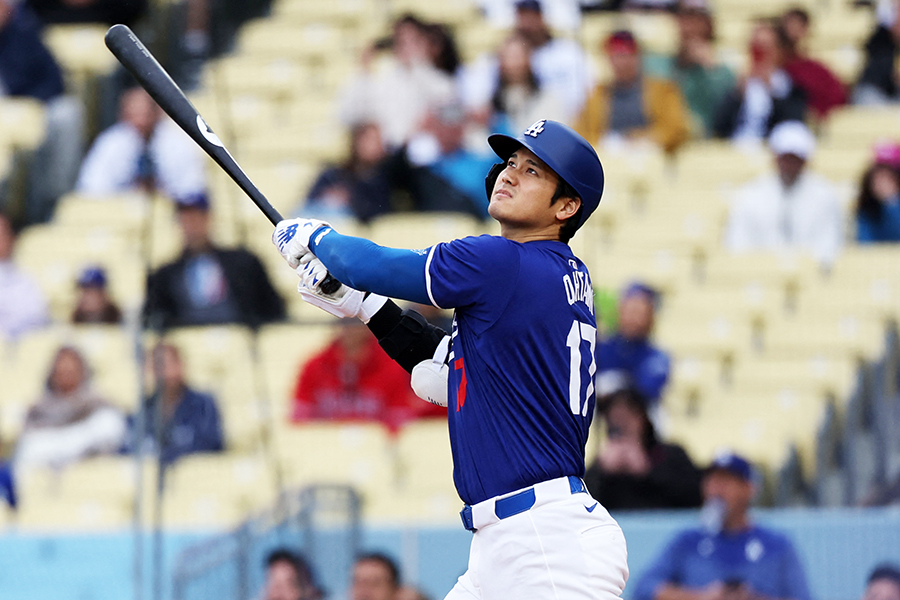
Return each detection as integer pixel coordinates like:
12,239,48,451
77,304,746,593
319,274,342,296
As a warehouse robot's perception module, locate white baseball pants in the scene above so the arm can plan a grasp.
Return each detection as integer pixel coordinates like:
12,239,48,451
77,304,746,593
445,477,629,600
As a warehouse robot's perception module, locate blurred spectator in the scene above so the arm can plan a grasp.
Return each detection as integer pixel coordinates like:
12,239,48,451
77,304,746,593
713,19,807,142
261,548,324,600
584,389,702,511
725,121,844,266
339,14,456,149
71,266,122,324
401,103,496,218
596,282,671,409
144,193,286,329
576,31,689,154
397,587,431,600
424,22,461,78
778,9,847,122
632,451,812,600
297,123,393,223
644,1,736,138
863,564,900,600
351,553,400,600
513,0,591,121
479,0,582,32
0,461,14,508
26,0,147,25
126,343,224,464
292,320,439,433
856,143,900,243
854,0,900,105
0,0,83,224
0,212,49,341
485,33,566,136
76,87,206,199
16,346,127,467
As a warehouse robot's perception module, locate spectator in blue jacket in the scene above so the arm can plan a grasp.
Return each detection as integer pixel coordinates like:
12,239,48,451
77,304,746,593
856,144,900,243
632,451,812,600
0,0,63,101
126,343,224,464
596,282,670,408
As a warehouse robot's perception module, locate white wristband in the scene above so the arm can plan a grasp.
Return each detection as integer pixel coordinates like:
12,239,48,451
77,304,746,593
358,294,388,324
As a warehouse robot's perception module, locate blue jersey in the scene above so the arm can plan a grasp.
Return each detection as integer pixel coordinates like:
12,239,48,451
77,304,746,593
426,235,597,505
632,526,812,600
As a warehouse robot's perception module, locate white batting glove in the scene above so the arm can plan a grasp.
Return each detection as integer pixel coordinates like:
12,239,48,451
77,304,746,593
410,335,450,407
296,253,387,323
272,218,332,268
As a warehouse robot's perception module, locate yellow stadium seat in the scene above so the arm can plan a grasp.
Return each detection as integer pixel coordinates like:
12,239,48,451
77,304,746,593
239,21,348,60
702,252,820,295
273,0,382,25
43,24,118,86
257,323,334,416
367,212,486,250
654,310,753,360
674,141,770,190
395,420,455,496
763,312,885,361
824,106,900,150
163,453,277,516
53,192,150,235
729,356,858,401
0,98,45,151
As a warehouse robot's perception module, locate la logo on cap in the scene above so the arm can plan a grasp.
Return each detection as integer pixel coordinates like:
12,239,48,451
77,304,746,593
524,119,546,138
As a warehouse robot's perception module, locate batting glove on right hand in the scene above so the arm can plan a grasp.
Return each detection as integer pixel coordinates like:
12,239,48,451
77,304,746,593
297,253,387,323
273,218,332,268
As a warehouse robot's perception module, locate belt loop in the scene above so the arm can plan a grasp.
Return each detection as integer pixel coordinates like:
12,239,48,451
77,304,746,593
568,475,586,494
460,505,476,532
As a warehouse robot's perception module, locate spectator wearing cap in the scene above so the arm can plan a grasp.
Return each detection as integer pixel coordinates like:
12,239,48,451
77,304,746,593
584,388,702,511
261,548,324,600
855,142,900,243
72,266,122,324
511,0,592,122
644,0,736,138
0,212,49,341
863,564,900,600
725,121,843,267
713,19,807,142
76,87,206,199
143,192,285,329
576,30,690,154
777,8,847,123
596,282,671,409
632,451,813,600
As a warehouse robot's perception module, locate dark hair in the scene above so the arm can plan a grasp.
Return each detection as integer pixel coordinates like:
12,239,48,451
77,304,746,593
598,388,658,450
857,163,899,220
491,35,541,115
552,178,583,244
869,563,900,587
266,549,319,590
426,23,460,75
783,7,810,26
356,552,400,587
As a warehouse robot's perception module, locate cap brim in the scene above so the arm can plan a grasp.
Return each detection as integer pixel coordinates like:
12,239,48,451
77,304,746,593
488,134,524,162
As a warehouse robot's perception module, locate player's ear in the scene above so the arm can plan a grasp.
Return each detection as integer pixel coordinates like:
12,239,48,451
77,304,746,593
555,196,581,222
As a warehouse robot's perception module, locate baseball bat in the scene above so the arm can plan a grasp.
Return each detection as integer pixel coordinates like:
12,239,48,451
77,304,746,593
104,24,342,295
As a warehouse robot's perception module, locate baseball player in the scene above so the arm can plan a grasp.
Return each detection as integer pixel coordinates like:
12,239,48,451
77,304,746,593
273,120,629,599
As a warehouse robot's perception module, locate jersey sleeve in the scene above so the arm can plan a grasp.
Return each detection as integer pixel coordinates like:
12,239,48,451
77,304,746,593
425,235,519,310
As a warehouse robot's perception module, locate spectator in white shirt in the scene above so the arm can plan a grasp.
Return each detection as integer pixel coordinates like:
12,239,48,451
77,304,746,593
339,14,457,149
513,0,592,122
0,213,49,341
75,87,206,199
725,121,844,267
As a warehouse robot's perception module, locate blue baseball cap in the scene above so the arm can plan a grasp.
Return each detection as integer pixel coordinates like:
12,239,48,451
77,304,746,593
174,191,210,211
622,281,660,306
488,119,604,230
706,451,754,481
77,266,107,288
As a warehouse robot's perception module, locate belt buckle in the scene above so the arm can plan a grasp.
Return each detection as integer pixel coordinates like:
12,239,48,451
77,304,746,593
460,505,476,531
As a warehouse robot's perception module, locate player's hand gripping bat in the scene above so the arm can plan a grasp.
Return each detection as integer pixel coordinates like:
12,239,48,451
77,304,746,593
104,23,342,295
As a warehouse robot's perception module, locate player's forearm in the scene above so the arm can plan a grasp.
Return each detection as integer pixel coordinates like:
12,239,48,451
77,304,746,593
310,229,431,305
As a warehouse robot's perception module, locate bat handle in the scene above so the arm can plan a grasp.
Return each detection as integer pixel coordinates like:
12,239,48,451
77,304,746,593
319,274,341,296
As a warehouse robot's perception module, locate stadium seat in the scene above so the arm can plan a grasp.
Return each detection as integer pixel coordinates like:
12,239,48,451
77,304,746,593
824,106,900,150
763,312,884,361
0,98,46,151
394,420,455,496
257,323,334,416
367,212,487,250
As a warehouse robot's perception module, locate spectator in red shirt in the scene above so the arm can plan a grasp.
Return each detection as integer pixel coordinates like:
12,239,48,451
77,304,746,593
291,320,443,432
779,8,847,121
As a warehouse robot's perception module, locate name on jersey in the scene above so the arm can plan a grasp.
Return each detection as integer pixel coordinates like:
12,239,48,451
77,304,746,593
563,270,594,315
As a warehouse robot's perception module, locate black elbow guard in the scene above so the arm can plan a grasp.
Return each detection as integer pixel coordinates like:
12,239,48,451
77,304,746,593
377,309,449,373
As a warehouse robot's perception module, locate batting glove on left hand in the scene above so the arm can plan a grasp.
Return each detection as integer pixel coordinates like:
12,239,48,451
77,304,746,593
272,218,332,268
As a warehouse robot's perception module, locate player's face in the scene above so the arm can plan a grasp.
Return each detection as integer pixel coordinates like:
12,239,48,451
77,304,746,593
489,148,575,237
351,560,396,600
864,580,900,600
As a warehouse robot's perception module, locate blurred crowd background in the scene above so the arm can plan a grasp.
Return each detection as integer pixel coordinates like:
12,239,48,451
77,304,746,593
2,0,900,598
